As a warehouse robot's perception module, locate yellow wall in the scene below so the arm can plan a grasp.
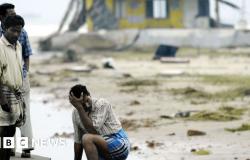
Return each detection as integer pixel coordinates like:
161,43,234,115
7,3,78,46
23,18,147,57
86,0,94,31
86,0,184,30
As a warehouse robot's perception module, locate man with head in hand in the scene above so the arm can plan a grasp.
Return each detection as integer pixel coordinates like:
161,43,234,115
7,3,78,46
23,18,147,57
69,84,130,160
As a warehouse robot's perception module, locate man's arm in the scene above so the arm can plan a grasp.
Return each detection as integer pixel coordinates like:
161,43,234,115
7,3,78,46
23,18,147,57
74,143,83,160
23,58,29,72
70,94,98,134
0,82,10,112
77,108,98,134
21,29,32,72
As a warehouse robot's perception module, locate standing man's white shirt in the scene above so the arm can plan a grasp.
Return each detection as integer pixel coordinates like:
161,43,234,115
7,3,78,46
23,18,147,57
0,35,23,126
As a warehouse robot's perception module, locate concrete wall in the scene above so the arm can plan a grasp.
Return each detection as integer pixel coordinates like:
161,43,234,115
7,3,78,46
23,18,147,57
47,29,250,50
103,29,250,49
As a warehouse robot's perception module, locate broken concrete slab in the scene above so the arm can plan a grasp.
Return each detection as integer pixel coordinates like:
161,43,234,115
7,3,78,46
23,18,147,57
11,153,51,160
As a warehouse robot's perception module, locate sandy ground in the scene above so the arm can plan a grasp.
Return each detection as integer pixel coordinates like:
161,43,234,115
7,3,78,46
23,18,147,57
22,38,250,160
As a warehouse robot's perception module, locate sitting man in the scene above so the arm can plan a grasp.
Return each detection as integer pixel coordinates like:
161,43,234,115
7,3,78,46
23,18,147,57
69,84,130,160
0,15,26,160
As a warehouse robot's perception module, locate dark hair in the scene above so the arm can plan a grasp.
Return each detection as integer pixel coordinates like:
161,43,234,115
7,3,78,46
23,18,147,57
3,15,25,29
70,84,90,98
0,3,15,16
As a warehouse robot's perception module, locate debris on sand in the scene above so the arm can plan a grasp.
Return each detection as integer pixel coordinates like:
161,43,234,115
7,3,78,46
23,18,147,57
146,140,164,149
188,111,239,121
174,110,199,118
218,106,247,116
167,132,176,136
102,58,115,69
121,118,156,131
191,149,210,155
130,100,141,106
188,106,247,121
119,79,159,92
51,132,74,138
126,111,134,116
169,86,250,101
131,145,139,151
169,87,211,99
160,115,173,119
119,79,159,87
225,123,250,132
187,129,206,136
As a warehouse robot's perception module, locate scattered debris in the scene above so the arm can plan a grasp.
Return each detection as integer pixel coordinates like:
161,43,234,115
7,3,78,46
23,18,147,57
51,132,74,138
225,123,250,132
131,145,139,151
187,129,206,136
188,111,239,121
167,132,176,136
146,140,163,149
121,118,156,131
160,115,173,119
102,58,115,69
153,45,178,60
219,106,247,117
63,49,78,62
174,110,199,118
170,87,211,99
119,79,158,87
191,149,210,155
130,100,141,106
126,111,134,116
122,73,132,78
190,148,196,152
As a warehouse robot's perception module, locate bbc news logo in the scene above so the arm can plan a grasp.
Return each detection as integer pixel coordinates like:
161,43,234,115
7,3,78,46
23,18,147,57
1,137,67,148
1,137,28,149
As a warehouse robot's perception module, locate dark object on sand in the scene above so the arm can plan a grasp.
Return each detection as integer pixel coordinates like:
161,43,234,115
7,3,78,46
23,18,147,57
153,45,178,60
187,129,206,136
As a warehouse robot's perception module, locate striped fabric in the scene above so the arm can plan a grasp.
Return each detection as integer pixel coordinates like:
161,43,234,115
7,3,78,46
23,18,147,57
1,86,24,105
100,129,130,160
1,85,26,127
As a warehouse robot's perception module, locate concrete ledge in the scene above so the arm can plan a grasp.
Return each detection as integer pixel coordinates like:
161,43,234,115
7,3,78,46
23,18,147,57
11,153,51,160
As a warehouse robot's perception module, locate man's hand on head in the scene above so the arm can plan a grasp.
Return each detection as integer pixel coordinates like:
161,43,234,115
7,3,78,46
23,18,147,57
69,92,84,111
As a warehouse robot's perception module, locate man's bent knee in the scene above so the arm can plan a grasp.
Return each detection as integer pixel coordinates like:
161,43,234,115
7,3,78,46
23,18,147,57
82,134,94,147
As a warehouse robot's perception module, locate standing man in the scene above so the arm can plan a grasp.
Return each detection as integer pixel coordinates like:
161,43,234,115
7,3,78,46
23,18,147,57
0,15,25,160
69,84,130,160
0,3,33,158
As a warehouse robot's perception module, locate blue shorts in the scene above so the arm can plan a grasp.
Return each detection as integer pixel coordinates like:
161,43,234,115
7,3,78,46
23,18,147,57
99,129,130,160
